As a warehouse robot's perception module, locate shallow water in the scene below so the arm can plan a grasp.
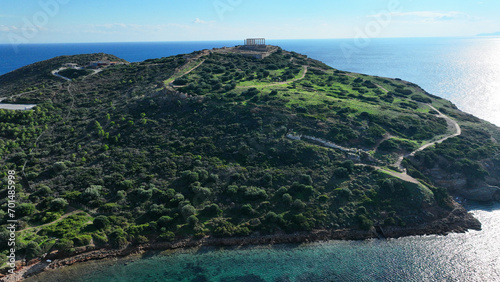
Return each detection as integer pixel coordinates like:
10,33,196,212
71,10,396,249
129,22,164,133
26,202,500,282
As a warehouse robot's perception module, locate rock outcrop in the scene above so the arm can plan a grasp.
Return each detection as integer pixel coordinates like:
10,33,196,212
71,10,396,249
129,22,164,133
460,184,500,202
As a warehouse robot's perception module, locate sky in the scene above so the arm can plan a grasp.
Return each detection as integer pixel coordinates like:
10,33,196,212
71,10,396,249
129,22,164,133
0,0,499,43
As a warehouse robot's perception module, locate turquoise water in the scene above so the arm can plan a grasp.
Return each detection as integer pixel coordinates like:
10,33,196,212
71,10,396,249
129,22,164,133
26,202,500,281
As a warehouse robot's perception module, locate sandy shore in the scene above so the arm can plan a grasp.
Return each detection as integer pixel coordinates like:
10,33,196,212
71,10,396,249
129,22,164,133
0,202,480,282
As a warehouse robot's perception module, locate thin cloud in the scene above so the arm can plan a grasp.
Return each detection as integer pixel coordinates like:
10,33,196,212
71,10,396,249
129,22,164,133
0,24,41,33
193,18,215,24
477,31,500,36
0,25,10,32
369,11,472,22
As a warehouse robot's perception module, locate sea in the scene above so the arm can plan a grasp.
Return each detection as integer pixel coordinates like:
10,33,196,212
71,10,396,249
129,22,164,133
25,202,500,281
1,38,500,281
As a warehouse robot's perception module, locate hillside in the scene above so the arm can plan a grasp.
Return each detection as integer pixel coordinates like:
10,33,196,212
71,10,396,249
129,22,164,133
0,47,499,270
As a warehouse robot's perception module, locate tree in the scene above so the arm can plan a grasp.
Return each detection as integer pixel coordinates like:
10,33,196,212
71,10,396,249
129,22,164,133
158,216,173,228
49,198,68,211
109,229,128,249
55,238,74,253
282,193,293,205
17,203,35,217
51,161,67,174
35,185,52,197
93,215,110,230
333,167,350,178
25,242,43,259
187,215,199,226
358,215,373,230
181,204,196,219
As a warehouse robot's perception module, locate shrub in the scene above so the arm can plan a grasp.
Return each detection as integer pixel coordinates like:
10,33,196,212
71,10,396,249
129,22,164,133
17,203,35,217
55,239,74,253
93,215,110,230
158,231,175,241
243,187,268,201
158,216,173,228
282,193,293,204
73,235,92,246
51,161,67,174
410,95,432,103
358,215,373,230
25,241,43,260
187,215,199,226
181,204,196,218
201,203,222,217
49,198,68,211
333,167,350,178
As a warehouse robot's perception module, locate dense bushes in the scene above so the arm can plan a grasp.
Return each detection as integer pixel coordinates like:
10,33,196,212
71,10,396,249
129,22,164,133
0,48,494,264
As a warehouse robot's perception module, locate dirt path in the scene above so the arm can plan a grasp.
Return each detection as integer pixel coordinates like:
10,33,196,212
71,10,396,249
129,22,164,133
393,104,461,169
171,59,207,88
237,66,308,89
410,105,461,156
166,50,210,84
373,133,394,152
20,208,85,233
289,103,461,185
375,83,389,93
376,167,420,184
0,89,40,102
183,59,205,76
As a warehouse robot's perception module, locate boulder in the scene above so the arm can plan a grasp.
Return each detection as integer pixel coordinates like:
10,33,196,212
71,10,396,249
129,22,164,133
460,184,500,202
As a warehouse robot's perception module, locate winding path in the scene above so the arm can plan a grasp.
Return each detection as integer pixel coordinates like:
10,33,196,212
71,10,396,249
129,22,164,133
0,88,40,102
170,59,207,88
236,66,308,89
393,104,462,170
376,167,420,184
410,105,461,156
288,103,461,185
19,208,85,233
183,59,206,76
51,68,72,81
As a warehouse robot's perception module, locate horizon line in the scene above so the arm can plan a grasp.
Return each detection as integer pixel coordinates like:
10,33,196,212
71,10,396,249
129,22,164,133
0,35,492,45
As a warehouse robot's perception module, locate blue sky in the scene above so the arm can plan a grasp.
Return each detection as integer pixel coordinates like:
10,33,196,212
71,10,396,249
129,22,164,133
1,0,499,43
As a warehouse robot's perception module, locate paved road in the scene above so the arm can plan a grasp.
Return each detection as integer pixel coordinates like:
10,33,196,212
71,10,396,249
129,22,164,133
51,68,72,81
0,104,36,110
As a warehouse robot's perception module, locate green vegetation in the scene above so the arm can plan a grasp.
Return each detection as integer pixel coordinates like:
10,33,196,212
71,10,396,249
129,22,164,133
57,68,93,80
0,48,498,267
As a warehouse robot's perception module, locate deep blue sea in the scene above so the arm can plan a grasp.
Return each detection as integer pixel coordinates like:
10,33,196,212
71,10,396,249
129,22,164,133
3,38,500,281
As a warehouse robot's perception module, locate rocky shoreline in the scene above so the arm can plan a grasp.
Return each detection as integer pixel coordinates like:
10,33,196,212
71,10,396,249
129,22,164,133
0,202,480,282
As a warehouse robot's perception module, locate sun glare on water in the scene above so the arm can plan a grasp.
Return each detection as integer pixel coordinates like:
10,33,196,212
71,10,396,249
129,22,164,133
453,38,500,126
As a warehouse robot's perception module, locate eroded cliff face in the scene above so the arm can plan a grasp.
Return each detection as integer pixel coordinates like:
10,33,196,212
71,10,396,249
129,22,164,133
410,157,500,202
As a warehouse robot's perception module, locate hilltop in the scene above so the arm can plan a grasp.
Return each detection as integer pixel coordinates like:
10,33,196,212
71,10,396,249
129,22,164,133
0,46,499,276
